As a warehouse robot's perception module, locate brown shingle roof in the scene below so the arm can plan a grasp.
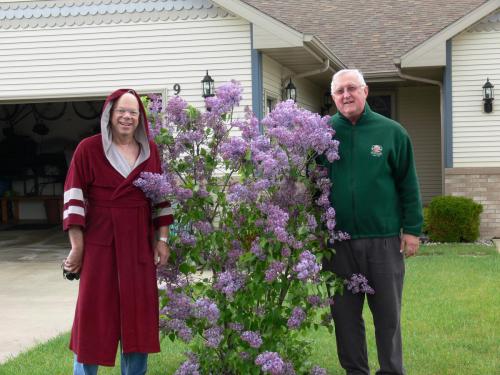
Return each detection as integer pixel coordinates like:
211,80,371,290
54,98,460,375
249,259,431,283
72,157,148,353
241,0,488,73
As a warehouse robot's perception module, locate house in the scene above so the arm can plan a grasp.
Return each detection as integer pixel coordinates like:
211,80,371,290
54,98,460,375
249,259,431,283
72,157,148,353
0,0,498,238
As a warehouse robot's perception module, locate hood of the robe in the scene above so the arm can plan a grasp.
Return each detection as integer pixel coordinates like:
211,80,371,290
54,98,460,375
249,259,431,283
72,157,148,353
100,88,151,169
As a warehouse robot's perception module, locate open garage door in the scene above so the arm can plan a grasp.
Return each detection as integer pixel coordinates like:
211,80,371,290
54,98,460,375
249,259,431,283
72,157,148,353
0,99,103,226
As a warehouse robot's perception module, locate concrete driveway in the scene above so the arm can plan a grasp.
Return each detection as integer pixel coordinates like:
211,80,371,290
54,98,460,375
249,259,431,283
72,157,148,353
0,226,78,364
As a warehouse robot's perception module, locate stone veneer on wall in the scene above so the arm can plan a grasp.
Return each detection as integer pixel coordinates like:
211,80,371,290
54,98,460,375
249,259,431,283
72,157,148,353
444,168,500,239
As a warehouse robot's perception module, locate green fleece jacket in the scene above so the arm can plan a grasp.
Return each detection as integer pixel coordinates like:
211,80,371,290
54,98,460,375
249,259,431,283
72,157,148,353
326,104,423,239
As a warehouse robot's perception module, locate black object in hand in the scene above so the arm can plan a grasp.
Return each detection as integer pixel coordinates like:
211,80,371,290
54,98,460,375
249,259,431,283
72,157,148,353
62,261,80,281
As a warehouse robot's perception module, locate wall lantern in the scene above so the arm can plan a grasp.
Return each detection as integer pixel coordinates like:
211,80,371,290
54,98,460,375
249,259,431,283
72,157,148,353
201,70,215,98
323,90,333,111
482,78,494,113
284,78,297,102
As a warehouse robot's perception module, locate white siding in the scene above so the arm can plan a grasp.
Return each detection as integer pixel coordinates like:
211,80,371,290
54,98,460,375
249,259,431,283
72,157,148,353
452,28,500,167
398,86,442,204
262,54,282,111
0,16,253,112
262,54,322,114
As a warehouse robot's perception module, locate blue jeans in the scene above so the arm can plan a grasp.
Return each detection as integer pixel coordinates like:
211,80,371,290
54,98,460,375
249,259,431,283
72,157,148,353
73,352,148,375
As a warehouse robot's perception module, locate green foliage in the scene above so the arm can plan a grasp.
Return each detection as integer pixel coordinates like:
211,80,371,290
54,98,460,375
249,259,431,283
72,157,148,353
426,196,483,242
422,206,429,234
2,244,499,375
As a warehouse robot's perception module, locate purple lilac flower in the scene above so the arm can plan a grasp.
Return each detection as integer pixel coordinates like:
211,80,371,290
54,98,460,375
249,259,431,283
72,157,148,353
283,362,296,375
228,322,243,332
163,291,192,320
148,120,161,139
306,214,317,231
227,240,243,264
175,187,193,201
133,172,174,204
174,353,200,375
214,270,245,299
240,330,263,348
310,366,327,375
179,232,196,246
193,298,219,325
259,203,289,242
334,231,351,242
196,187,209,198
307,295,322,307
166,319,193,343
165,95,188,126
281,247,291,257
148,93,163,113
287,307,306,329
252,178,271,191
255,351,285,375
345,274,375,295
265,261,286,282
251,239,265,260
228,183,256,203
237,108,260,141
293,250,321,281
193,220,213,235
220,137,248,162
204,326,224,348
216,80,243,110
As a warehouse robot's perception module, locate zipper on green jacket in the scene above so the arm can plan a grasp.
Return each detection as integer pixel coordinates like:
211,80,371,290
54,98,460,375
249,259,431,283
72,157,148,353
351,125,359,234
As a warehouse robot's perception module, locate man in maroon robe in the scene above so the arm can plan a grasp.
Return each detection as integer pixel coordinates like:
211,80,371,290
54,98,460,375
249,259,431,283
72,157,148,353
62,89,173,374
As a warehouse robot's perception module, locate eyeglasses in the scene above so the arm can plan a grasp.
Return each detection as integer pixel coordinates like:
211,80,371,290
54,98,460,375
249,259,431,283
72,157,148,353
113,108,140,117
333,85,365,96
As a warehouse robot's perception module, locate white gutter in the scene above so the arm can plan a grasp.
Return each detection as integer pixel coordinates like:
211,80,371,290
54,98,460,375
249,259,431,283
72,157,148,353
394,63,445,196
294,58,330,80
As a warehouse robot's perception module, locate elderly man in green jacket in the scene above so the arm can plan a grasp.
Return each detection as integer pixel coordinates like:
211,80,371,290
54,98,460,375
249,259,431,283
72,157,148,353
323,69,423,375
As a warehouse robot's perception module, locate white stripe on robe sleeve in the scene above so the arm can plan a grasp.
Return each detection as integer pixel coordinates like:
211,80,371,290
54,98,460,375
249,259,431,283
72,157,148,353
153,206,173,219
64,188,84,204
63,205,85,220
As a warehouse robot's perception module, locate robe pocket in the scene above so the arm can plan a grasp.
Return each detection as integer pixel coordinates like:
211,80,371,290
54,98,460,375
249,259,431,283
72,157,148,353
84,208,113,246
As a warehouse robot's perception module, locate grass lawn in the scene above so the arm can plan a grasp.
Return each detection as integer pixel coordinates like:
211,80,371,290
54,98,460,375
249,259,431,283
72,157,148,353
1,243,498,374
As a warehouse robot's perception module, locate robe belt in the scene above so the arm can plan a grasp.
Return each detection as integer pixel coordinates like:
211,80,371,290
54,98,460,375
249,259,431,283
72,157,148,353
89,198,149,208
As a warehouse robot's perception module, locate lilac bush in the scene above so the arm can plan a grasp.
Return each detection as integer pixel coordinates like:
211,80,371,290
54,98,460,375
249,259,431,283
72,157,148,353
137,81,348,374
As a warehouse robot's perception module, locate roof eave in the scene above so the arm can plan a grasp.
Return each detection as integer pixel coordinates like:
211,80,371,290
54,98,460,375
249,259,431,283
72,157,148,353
304,34,347,71
400,0,500,68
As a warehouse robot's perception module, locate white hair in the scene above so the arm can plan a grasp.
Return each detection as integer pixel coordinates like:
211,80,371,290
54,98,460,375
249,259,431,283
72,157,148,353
330,69,366,94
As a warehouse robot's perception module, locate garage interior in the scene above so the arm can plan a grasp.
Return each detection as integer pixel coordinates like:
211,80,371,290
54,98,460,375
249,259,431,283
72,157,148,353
0,99,103,228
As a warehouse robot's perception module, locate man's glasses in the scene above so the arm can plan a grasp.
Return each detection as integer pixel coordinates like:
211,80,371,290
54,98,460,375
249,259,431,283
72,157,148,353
333,85,364,96
114,108,140,117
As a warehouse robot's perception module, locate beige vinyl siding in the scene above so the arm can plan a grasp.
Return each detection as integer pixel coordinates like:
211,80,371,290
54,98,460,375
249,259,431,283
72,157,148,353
452,28,500,167
398,86,442,204
262,54,282,111
262,54,321,114
0,16,252,113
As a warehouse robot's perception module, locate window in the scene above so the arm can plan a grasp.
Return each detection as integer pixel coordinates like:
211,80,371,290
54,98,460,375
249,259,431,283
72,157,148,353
265,95,278,115
367,94,395,119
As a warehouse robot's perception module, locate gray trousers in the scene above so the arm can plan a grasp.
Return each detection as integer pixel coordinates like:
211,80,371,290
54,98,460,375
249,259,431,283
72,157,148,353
324,236,405,375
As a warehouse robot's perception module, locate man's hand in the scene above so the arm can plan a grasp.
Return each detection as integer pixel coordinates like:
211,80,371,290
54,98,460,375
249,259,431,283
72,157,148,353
64,247,83,273
400,234,420,258
154,240,170,266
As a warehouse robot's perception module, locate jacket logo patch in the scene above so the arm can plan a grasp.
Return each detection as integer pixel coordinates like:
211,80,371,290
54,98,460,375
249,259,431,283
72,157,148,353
370,145,383,157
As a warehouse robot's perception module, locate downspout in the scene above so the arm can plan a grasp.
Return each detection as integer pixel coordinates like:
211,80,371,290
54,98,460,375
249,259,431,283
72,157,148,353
394,63,445,197
283,45,334,83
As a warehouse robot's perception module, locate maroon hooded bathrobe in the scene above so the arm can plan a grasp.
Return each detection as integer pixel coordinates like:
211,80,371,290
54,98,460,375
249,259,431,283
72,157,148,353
63,89,173,366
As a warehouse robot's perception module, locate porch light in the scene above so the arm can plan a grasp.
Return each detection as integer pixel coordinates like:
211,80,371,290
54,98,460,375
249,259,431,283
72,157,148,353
284,78,297,102
201,70,215,98
482,78,494,113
